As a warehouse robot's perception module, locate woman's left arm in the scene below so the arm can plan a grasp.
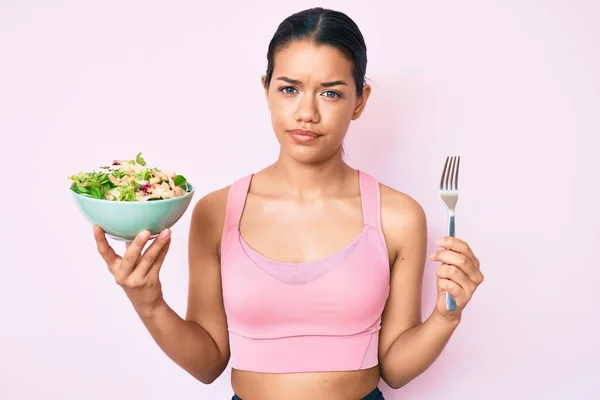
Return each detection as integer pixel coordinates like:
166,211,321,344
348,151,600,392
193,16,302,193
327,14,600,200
377,186,484,390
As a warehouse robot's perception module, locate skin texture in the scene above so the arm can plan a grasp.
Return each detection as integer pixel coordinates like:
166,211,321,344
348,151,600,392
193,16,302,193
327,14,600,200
93,39,484,400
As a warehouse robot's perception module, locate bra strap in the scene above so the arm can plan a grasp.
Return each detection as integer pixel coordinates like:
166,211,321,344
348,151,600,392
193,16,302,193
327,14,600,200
359,170,382,230
225,174,253,229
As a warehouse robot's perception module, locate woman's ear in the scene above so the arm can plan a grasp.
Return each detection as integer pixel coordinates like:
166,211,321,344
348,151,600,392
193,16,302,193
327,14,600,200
352,83,371,120
261,75,269,97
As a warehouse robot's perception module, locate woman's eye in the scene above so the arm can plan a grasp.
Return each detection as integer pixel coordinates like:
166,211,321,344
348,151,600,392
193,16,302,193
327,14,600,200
280,87,298,95
322,90,340,98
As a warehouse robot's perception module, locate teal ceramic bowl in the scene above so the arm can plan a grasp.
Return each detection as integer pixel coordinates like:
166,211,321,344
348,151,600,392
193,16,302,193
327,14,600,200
70,183,195,241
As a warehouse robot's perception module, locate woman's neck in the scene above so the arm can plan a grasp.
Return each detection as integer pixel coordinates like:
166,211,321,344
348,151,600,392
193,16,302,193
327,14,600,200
265,150,355,198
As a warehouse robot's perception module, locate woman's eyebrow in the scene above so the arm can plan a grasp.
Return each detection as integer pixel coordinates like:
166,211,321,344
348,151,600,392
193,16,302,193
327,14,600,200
276,76,301,85
321,80,347,87
275,76,348,88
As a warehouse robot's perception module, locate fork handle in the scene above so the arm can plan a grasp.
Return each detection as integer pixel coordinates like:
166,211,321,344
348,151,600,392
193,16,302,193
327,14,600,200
445,213,457,311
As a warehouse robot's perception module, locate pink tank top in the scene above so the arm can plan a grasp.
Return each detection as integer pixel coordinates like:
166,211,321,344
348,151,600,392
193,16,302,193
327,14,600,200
220,170,391,373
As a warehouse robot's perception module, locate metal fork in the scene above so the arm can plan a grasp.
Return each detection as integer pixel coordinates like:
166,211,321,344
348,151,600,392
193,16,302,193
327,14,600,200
439,156,460,311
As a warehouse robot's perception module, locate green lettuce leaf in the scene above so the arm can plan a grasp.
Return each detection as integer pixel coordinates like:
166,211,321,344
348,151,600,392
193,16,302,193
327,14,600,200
173,174,187,187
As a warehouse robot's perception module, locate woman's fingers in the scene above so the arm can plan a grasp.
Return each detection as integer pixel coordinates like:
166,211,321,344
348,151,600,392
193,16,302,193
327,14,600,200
94,227,172,286
134,230,172,277
147,236,172,281
93,225,120,268
119,230,152,276
436,263,476,296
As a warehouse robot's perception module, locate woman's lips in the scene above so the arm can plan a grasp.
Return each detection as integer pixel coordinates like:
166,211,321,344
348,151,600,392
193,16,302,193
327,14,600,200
288,129,321,143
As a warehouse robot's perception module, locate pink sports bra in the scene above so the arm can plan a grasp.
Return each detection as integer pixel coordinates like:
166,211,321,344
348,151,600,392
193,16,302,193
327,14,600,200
220,170,391,373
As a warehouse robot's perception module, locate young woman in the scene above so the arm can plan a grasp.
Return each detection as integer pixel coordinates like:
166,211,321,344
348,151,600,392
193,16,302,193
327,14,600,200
93,7,484,400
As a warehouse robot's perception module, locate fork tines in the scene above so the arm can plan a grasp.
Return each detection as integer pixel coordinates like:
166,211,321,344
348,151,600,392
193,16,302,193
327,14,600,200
440,156,460,191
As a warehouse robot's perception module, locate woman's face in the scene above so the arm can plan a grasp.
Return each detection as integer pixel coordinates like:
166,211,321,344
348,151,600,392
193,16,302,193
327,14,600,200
262,40,371,164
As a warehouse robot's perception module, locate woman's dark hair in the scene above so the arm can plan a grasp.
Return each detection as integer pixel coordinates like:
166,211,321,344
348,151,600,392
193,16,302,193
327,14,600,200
264,7,368,96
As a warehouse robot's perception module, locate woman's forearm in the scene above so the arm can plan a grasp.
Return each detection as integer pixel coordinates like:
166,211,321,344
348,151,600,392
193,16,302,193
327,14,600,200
380,311,460,389
133,297,229,384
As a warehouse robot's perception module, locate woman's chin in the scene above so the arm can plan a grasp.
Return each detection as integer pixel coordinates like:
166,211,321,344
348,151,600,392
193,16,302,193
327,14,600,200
280,144,343,165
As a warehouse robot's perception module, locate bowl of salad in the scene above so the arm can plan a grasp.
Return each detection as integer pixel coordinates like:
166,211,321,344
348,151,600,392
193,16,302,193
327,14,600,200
69,153,195,241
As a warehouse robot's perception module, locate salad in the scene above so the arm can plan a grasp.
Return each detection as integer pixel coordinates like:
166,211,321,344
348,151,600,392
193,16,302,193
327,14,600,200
68,153,191,201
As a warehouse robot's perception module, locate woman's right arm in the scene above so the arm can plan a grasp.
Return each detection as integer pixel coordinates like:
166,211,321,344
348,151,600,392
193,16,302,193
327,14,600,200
96,188,231,384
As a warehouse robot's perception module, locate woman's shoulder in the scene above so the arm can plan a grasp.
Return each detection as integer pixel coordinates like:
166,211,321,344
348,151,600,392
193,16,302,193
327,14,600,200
377,181,427,242
379,182,424,215
193,185,230,217
188,172,253,233
188,174,248,242
186,186,229,246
